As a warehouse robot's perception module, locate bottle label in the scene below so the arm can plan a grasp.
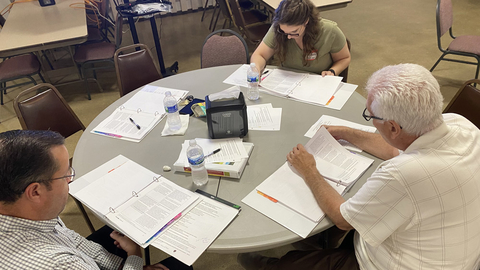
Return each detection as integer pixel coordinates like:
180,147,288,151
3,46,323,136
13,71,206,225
247,75,259,83
188,154,205,166
165,104,178,113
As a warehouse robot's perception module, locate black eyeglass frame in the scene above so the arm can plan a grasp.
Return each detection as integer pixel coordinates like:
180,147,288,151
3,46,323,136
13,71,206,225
362,108,403,129
50,166,76,183
276,28,301,37
362,107,384,121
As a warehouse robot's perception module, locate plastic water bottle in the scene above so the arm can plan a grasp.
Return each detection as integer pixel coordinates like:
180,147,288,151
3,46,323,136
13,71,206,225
247,63,260,100
163,91,182,131
187,139,209,186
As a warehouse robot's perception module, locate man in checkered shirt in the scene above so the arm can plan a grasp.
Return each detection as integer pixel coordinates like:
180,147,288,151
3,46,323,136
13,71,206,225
0,130,192,270
239,64,480,270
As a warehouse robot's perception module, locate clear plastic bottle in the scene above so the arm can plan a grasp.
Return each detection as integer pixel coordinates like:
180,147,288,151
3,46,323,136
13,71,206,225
187,139,209,186
163,91,182,131
247,63,260,101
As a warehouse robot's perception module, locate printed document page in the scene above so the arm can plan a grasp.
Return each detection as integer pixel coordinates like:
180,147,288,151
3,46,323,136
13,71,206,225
152,196,239,266
259,69,305,95
183,138,248,164
256,162,346,223
122,85,189,115
247,103,282,131
305,115,377,152
69,155,199,245
223,64,250,88
289,75,342,105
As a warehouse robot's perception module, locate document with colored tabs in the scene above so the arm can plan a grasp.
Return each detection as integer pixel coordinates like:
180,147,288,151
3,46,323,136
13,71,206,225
245,127,374,237
91,85,188,142
69,155,199,247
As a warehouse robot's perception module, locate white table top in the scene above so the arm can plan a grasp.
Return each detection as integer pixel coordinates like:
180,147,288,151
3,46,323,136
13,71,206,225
261,0,352,11
0,0,87,57
73,65,380,253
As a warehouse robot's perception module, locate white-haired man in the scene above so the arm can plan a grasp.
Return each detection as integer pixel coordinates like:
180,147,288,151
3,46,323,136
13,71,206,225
239,64,480,270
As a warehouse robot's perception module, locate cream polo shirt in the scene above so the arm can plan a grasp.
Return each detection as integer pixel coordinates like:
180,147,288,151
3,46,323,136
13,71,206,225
263,19,346,74
341,113,480,270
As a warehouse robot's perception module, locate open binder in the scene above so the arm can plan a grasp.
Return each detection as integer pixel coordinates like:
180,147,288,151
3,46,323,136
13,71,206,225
70,155,241,266
69,155,199,247
244,127,374,237
91,85,189,142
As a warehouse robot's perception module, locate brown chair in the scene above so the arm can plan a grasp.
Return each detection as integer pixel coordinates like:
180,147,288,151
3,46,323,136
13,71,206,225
201,29,249,68
114,44,162,97
443,79,480,128
337,38,351,83
430,0,480,80
0,54,45,105
227,0,271,44
74,13,123,100
13,83,95,233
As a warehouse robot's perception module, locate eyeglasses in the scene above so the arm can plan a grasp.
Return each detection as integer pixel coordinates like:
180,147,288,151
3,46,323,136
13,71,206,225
276,24,305,37
362,108,403,129
50,166,76,184
362,108,384,121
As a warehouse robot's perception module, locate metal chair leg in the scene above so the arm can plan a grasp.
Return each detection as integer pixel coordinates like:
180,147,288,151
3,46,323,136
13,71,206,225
430,52,447,72
201,0,210,22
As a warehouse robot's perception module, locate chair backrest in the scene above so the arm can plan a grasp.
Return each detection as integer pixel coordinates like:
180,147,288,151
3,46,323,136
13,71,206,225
13,83,85,138
437,0,453,38
338,38,351,83
443,79,480,128
201,29,249,68
114,44,162,97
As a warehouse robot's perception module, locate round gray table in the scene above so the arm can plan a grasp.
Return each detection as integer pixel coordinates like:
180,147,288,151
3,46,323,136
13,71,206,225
73,64,381,253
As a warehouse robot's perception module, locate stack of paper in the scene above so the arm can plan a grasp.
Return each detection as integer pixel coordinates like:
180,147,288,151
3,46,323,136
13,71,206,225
247,103,282,131
70,155,240,266
91,85,189,142
305,115,377,152
223,65,358,110
174,138,253,178
243,127,374,238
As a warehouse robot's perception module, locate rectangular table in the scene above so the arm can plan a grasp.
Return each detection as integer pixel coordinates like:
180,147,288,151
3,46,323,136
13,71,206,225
0,0,87,57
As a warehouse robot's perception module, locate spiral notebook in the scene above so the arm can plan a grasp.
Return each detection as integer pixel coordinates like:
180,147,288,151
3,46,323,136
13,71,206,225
91,85,189,142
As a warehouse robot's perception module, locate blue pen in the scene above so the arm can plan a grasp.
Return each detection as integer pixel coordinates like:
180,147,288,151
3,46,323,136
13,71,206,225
145,213,182,244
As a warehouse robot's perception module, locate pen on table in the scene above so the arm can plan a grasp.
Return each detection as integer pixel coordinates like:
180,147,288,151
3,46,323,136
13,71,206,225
262,70,269,75
129,117,141,130
204,148,221,158
145,213,182,244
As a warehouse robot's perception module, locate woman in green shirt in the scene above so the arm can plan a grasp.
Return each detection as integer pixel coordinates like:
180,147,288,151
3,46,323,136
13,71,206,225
251,0,350,76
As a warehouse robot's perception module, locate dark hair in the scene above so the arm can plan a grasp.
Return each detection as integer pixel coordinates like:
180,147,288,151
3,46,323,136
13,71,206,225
0,130,65,203
273,0,321,66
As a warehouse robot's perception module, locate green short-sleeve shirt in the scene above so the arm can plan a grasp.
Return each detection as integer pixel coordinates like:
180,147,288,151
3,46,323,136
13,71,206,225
263,19,346,74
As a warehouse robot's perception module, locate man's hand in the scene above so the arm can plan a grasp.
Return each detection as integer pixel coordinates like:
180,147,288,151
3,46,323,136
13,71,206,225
144,263,170,270
287,144,317,178
110,231,142,257
323,125,350,140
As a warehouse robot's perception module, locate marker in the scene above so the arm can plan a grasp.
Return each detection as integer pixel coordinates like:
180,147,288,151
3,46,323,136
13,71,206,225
195,189,241,210
93,131,122,138
129,117,141,130
204,148,221,158
145,213,182,244
262,70,269,75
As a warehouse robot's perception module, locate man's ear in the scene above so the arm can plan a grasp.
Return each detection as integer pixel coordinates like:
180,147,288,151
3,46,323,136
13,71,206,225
23,182,43,203
387,120,402,140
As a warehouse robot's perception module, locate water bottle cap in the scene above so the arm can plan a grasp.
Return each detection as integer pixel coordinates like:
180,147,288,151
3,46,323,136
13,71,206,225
189,139,197,146
250,63,256,67
165,91,172,96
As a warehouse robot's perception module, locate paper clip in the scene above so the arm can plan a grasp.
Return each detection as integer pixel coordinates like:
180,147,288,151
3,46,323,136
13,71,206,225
109,207,115,213
132,191,139,197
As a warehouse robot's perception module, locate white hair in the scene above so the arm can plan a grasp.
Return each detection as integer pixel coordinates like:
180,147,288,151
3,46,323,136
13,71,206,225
366,63,444,137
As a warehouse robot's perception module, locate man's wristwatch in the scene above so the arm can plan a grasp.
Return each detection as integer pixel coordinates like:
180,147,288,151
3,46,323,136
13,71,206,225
328,69,336,76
